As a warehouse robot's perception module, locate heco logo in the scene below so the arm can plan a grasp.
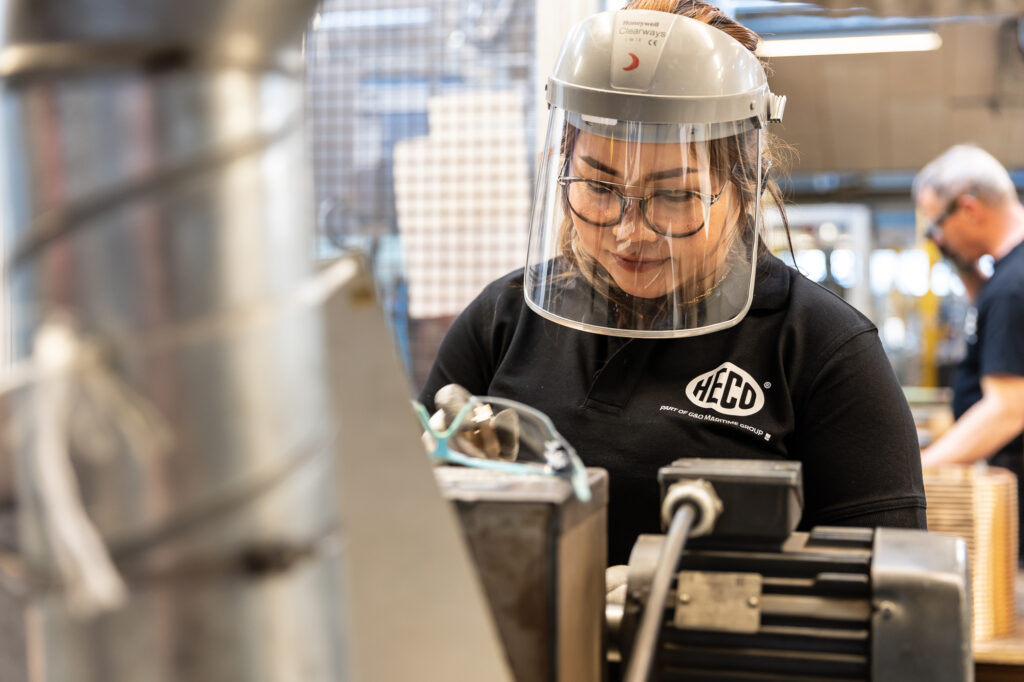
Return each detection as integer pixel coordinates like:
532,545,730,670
685,362,765,417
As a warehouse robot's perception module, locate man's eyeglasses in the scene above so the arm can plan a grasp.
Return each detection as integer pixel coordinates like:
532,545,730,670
923,195,963,241
558,175,729,239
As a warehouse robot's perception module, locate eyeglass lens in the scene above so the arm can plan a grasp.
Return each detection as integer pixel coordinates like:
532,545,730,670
565,180,706,237
929,196,961,238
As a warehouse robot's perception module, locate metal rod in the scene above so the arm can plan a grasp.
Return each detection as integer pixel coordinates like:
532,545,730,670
624,503,696,682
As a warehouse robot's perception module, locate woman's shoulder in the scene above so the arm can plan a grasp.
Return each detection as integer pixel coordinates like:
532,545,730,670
483,267,526,293
471,268,527,309
791,273,873,327
454,268,529,331
760,255,875,331
745,254,880,374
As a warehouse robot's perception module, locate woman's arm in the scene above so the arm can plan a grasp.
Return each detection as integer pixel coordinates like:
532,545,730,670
794,329,927,530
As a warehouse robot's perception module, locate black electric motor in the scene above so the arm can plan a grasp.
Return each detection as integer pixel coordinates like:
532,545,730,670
610,459,972,682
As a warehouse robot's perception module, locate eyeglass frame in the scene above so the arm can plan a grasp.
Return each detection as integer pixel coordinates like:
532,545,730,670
557,173,731,239
923,195,965,242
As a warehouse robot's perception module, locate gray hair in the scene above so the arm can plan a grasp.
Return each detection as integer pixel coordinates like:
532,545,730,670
912,144,1017,207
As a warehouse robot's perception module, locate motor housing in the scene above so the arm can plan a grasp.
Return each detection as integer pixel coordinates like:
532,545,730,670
613,459,971,682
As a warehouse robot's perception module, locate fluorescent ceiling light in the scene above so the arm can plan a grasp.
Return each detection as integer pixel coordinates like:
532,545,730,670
756,31,942,57
313,8,433,31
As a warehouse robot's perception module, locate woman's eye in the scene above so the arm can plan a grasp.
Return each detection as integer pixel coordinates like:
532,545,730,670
659,192,696,204
585,181,612,194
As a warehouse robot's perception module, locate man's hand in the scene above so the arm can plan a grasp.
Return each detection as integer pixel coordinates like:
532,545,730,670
952,260,987,302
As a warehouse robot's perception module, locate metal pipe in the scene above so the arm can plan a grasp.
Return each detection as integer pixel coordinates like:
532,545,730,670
0,3,347,681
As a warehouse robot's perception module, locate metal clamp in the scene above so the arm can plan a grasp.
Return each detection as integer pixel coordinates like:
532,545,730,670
660,478,722,538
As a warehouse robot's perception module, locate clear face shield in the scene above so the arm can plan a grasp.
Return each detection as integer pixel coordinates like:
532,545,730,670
525,108,765,337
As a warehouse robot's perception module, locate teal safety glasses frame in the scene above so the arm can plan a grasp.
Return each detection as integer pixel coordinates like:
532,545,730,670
413,395,591,502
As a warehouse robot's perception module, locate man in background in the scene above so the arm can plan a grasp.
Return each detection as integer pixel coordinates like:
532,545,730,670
914,144,1024,555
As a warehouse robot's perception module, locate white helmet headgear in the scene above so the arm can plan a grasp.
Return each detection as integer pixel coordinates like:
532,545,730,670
525,9,785,337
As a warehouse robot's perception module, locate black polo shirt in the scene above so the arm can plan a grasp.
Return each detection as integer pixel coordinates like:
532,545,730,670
952,240,1024,462
421,255,927,565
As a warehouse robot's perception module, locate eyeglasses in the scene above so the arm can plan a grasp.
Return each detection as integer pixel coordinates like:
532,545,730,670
923,196,963,241
412,394,591,502
558,175,729,238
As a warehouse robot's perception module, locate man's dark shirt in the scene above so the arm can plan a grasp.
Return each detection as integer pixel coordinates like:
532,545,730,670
421,255,927,565
952,239,1024,459
952,240,1024,562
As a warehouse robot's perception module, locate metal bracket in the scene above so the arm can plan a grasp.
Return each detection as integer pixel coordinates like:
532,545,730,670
673,571,762,633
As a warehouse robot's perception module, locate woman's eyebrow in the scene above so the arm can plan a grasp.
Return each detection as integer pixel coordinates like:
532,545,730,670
579,155,620,177
579,154,696,183
644,167,695,182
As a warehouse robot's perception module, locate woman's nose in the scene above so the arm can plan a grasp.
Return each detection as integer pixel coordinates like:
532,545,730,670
612,199,659,242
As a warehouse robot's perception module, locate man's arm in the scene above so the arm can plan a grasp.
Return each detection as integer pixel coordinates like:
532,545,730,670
921,373,1024,466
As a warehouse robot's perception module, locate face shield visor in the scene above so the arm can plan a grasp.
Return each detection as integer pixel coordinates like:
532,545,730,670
525,108,765,338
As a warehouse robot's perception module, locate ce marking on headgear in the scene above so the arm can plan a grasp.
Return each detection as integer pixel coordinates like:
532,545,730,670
622,52,640,71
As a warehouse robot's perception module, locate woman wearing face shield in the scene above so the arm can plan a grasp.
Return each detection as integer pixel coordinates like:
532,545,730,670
420,0,926,566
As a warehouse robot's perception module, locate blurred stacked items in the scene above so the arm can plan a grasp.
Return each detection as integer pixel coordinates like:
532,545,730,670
924,465,1018,641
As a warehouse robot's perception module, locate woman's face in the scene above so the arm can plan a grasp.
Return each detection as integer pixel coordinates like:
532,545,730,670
567,130,743,299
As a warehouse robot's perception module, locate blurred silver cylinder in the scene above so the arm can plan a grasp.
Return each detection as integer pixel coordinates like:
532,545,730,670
0,2,347,681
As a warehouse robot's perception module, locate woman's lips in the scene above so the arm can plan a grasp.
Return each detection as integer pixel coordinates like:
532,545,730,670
611,254,668,273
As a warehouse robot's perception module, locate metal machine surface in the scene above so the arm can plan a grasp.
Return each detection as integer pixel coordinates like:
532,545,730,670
437,467,608,682
610,459,972,682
